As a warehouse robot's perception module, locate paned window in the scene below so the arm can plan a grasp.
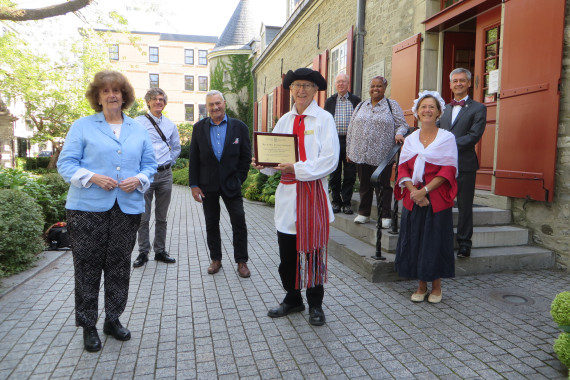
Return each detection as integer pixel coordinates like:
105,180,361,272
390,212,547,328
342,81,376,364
149,47,159,63
149,74,159,88
109,44,119,61
198,50,208,65
185,104,194,121
267,93,274,132
185,75,194,91
198,76,208,91
257,100,263,131
328,41,347,96
483,24,501,103
185,49,194,65
199,104,207,120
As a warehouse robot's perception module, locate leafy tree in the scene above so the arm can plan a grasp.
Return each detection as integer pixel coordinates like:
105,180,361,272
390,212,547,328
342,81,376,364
0,29,112,168
0,0,92,21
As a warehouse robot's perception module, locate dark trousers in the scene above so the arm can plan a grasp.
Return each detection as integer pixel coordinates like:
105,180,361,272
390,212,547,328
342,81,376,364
357,163,393,218
67,203,141,327
138,168,173,254
202,191,248,263
329,135,356,206
456,171,476,249
277,232,324,308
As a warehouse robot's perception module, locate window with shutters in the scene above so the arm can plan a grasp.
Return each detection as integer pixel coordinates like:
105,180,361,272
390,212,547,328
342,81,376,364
328,41,347,96
483,24,500,103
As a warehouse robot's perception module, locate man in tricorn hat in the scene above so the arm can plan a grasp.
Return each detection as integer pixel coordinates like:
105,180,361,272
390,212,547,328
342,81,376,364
253,68,339,326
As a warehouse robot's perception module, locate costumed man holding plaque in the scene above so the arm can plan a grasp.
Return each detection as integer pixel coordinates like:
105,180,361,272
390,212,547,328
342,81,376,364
253,68,339,326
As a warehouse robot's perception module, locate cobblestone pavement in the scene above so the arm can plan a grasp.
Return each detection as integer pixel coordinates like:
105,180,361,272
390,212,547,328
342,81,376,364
0,185,568,379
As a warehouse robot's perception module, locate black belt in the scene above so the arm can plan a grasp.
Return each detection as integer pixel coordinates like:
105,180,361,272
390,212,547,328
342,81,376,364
157,162,171,172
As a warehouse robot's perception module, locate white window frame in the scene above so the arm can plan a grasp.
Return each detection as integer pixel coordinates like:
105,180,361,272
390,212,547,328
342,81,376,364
328,40,347,96
267,93,274,132
257,100,263,131
149,46,159,63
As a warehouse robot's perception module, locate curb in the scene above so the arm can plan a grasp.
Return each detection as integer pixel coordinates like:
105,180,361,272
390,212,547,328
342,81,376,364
0,250,69,298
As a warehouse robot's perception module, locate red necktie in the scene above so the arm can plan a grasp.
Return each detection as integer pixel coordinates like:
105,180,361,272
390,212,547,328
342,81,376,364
293,115,307,161
450,99,466,107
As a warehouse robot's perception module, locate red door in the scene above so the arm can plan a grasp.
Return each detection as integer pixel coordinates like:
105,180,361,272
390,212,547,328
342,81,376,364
494,0,565,202
442,32,475,103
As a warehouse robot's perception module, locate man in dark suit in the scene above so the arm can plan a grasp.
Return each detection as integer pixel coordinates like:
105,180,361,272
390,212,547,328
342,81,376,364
439,68,487,258
189,90,252,277
324,73,361,214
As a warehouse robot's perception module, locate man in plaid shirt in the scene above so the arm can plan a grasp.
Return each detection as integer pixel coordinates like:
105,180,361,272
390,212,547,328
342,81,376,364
324,73,361,214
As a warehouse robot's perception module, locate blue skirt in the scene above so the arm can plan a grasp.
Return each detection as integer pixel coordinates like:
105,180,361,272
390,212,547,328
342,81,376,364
395,203,455,282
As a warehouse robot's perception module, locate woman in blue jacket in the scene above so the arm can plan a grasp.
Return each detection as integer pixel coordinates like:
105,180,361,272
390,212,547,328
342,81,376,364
58,71,157,352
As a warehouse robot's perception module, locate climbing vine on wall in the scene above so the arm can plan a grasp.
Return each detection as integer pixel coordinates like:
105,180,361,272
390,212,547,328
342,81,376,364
210,54,254,139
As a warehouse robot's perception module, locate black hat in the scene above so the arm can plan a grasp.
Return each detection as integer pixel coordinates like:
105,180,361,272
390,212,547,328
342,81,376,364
283,68,327,91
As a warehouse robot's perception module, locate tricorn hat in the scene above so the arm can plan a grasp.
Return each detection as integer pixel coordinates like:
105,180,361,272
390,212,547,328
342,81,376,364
283,68,327,91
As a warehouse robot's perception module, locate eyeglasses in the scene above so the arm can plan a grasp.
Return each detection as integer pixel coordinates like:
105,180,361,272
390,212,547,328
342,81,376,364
291,83,316,90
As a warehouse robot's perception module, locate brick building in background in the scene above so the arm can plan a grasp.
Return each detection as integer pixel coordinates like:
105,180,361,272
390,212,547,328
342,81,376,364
106,31,217,124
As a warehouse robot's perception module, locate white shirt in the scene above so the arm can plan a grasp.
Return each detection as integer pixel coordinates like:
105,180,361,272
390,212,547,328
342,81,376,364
261,100,340,234
135,113,181,166
451,95,469,124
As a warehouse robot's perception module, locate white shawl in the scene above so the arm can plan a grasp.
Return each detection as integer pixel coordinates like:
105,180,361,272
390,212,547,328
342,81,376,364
399,129,458,185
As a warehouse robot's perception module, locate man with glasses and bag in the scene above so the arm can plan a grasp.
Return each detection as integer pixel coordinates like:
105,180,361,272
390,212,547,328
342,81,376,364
133,88,181,268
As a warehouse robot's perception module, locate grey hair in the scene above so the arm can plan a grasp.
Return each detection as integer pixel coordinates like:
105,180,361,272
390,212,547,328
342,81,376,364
144,88,168,105
206,90,225,101
449,68,472,81
370,76,388,87
335,73,349,82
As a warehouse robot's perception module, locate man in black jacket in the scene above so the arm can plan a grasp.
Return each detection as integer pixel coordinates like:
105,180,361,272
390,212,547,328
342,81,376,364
439,68,487,258
324,73,361,214
189,90,252,277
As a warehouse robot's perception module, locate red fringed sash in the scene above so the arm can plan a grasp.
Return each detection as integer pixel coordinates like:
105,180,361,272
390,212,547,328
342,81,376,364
278,114,329,289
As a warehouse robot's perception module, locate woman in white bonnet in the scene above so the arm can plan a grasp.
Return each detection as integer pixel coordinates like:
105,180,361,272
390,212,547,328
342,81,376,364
394,91,458,304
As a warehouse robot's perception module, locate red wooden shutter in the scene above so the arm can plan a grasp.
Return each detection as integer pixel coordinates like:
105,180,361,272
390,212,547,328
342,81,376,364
280,73,290,116
312,52,328,107
261,95,268,132
346,26,354,92
494,0,565,202
390,34,421,128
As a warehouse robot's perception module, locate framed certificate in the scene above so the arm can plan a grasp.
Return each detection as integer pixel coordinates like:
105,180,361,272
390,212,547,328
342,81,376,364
254,132,299,167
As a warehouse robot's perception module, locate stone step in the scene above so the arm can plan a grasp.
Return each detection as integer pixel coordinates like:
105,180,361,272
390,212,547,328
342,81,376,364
331,211,528,253
328,225,555,283
347,197,512,226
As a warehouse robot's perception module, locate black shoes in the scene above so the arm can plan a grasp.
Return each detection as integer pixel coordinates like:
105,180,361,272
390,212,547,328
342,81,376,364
133,252,148,268
457,246,471,258
342,205,353,215
154,251,176,264
83,326,101,352
267,303,305,318
332,203,341,214
103,319,131,341
309,306,326,326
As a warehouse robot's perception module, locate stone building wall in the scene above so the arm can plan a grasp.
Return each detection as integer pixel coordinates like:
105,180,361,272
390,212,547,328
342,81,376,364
254,0,357,98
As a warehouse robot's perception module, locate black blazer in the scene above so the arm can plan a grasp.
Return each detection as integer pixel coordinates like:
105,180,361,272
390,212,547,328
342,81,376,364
189,116,251,198
324,92,361,117
438,98,487,172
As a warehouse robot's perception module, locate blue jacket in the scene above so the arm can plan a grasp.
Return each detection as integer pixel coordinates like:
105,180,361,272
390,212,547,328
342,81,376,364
58,112,157,214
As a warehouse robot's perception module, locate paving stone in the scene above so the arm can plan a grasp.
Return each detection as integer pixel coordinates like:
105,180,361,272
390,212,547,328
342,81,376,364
0,186,567,380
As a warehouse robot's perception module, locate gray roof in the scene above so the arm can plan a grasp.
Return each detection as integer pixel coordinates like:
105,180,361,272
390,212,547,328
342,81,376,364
159,33,218,43
214,0,257,50
264,26,280,46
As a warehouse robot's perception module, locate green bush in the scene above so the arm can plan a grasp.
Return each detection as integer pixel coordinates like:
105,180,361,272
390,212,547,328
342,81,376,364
180,143,190,161
0,168,65,228
554,333,570,369
173,158,189,170
37,172,68,225
551,291,570,328
23,157,51,170
241,167,280,205
172,168,189,186
0,190,45,277
261,172,280,205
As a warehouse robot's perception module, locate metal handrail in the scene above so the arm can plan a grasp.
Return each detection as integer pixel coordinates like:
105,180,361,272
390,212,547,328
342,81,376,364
369,129,412,260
